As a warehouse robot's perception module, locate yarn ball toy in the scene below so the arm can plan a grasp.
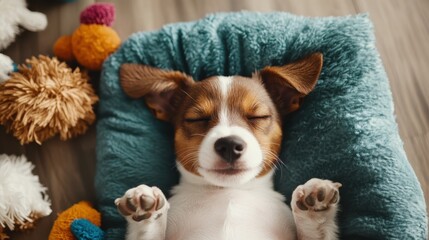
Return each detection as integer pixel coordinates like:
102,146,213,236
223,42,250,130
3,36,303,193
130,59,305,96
0,0,48,51
0,55,98,145
49,201,103,240
0,53,18,83
80,3,115,26
53,3,120,71
0,154,52,240
71,219,104,240
52,36,74,62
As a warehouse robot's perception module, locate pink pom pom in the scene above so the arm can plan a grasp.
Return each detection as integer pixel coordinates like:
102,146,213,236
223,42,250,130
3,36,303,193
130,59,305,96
80,3,115,26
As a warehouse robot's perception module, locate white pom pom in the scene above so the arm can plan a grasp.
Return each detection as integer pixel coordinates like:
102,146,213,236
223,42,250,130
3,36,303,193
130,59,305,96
0,0,21,50
0,53,14,83
0,0,48,50
18,9,48,32
0,154,52,231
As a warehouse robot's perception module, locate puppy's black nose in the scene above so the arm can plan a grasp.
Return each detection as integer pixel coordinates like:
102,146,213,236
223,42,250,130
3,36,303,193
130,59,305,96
214,136,246,163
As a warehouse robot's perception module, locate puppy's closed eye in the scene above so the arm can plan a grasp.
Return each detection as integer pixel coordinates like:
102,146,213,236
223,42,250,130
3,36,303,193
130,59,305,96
184,117,212,123
246,115,271,121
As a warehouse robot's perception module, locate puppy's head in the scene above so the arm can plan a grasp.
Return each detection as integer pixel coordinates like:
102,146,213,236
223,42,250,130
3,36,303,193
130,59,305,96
120,53,322,187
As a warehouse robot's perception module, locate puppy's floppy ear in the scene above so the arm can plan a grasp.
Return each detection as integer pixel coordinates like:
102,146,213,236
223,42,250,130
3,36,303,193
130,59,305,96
120,64,194,121
259,53,323,116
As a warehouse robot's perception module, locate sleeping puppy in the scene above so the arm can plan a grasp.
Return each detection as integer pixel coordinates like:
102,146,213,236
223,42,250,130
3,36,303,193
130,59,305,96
115,53,342,240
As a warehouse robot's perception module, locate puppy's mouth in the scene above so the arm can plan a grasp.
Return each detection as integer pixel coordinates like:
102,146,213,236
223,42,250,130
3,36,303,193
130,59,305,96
199,165,256,176
209,168,248,175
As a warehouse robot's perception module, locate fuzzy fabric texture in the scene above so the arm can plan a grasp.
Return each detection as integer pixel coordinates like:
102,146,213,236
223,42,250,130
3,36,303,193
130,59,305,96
49,201,101,240
95,12,428,239
0,0,47,51
0,154,51,232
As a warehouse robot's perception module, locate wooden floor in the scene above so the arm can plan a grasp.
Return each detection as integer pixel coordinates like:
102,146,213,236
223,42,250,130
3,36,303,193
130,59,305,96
1,0,428,239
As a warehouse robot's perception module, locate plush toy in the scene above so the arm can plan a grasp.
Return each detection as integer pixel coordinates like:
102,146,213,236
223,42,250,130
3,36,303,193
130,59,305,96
0,55,98,145
0,154,52,240
53,3,121,71
0,54,17,83
0,0,48,51
49,201,103,240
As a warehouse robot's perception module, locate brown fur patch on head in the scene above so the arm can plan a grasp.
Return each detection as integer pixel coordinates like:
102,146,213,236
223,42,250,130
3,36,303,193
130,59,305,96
226,77,283,177
173,78,222,175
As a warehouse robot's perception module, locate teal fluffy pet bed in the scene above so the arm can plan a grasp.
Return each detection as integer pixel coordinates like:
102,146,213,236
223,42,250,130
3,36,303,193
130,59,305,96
95,12,428,239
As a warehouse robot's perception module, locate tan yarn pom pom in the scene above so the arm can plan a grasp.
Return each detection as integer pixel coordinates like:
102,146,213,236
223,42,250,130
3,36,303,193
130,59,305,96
0,55,98,144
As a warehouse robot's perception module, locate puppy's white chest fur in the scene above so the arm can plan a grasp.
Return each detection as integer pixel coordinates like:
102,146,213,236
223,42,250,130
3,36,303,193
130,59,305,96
165,169,296,240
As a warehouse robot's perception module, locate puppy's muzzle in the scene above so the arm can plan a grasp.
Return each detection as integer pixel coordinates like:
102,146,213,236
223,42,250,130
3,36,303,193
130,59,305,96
214,135,246,163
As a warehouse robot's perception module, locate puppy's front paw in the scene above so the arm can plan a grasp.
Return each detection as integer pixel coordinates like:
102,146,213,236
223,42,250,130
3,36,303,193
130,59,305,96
115,185,169,222
292,178,341,214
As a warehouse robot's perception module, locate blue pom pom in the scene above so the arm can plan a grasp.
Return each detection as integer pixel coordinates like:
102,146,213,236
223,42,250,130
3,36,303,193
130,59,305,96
71,219,104,240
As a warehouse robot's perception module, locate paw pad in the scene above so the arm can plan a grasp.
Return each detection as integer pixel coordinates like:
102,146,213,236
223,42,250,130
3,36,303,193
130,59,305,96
115,185,167,222
293,178,341,212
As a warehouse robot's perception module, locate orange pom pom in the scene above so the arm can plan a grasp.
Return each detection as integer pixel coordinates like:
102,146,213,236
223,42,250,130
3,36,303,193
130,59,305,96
72,24,120,71
48,201,101,240
53,35,75,62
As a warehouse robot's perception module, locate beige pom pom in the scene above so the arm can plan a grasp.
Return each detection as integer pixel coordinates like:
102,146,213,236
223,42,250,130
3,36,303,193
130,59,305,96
0,55,98,144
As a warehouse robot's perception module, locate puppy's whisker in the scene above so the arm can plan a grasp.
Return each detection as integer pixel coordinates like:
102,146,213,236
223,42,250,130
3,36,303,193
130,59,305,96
260,148,287,177
191,159,200,170
176,155,197,163
181,89,197,103
176,148,198,156
191,133,206,137
179,157,198,168
177,152,197,163
176,152,199,167
176,147,199,156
